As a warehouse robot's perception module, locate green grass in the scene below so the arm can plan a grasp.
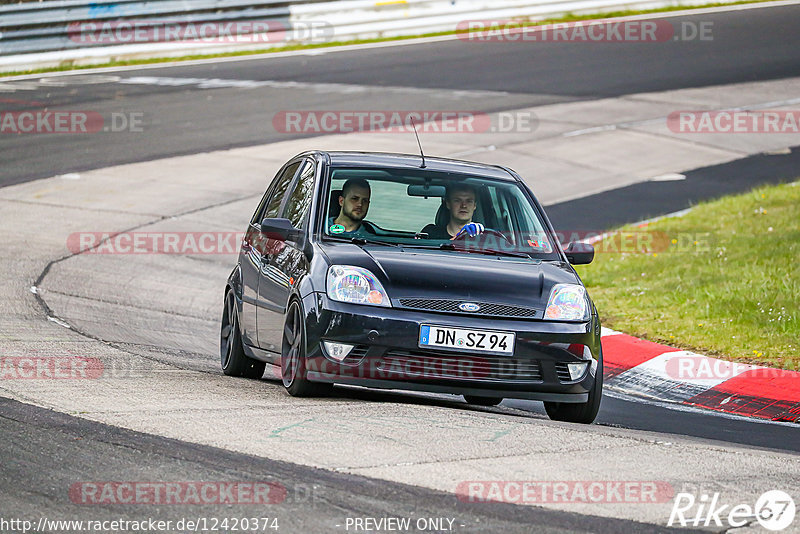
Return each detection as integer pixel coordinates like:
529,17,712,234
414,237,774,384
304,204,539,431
576,181,800,371
0,0,777,78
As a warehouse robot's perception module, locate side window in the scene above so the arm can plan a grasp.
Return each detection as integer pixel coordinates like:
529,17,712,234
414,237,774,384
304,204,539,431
282,160,316,228
249,190,271,226
253,161,301,224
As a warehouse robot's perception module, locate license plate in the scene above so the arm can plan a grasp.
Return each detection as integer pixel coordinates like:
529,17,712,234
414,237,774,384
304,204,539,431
419,325,515,355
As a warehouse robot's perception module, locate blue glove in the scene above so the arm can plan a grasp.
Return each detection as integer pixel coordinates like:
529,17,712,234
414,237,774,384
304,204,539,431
454,222,485,238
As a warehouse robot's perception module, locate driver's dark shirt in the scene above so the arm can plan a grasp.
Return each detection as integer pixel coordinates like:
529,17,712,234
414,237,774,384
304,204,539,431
420,223,453,239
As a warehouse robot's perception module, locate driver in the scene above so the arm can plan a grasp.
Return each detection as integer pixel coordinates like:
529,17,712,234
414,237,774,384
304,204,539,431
420,184,485,239
328,178,374,236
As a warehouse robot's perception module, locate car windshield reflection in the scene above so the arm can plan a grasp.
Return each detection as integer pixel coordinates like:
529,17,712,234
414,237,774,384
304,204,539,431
322,167,559,259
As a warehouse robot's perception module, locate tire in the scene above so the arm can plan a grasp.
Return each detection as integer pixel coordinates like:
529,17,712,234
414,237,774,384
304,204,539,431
281,299,332,397
220,290,266,378
464,395,503,406
544,359,603,424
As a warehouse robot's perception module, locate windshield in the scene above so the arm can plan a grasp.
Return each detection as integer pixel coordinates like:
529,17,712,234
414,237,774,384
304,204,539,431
322,166,560,259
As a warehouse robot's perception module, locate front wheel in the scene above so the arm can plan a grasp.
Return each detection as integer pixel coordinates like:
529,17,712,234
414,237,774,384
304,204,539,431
220,290,266,378
281,300,332,397
544,360,603,424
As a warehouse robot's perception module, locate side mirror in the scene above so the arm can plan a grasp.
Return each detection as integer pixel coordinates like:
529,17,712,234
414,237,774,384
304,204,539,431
563,242,594,265
260,217,301,242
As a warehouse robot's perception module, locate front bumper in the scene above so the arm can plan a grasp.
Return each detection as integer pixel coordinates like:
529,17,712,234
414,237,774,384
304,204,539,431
301,293,601,403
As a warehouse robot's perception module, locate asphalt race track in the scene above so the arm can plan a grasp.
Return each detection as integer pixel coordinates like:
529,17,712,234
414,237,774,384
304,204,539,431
2,3,800,186
1,2,799,533
0,397,697,534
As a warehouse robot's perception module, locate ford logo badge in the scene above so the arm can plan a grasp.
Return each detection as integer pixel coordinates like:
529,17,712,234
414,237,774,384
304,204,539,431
459,302,480,312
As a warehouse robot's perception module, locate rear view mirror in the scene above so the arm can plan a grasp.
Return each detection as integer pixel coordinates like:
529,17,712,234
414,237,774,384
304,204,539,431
260,218,301,242
407,184,446,198
563,242,594,265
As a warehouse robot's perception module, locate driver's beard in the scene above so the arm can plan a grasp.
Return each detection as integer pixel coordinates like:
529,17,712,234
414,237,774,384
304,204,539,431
343,206,365,222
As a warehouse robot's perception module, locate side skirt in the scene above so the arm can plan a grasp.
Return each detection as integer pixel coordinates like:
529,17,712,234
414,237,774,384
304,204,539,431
243,343,280,365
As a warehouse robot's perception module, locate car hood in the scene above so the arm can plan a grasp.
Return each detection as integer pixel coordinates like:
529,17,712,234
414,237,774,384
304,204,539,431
319,243,582,313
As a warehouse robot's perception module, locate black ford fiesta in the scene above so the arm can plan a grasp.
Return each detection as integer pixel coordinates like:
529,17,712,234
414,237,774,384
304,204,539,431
221,151,603,423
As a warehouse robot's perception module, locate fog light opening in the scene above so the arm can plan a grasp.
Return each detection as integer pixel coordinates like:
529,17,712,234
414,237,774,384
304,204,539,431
323,341,355,362
567,362,589,381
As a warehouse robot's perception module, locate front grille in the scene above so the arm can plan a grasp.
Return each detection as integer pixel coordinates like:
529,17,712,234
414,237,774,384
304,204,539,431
555,362,573,382
380,349,542,382
398,298,538,319
347,345,369,360
340,344,369,364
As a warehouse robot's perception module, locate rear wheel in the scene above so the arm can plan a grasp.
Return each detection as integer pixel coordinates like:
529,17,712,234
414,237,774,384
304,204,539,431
464,395,503,406
281,300,332,397
220,290,266,378
544,359,603,424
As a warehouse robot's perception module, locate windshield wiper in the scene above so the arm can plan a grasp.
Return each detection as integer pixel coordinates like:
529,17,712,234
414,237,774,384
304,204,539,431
400,242,530,258
394,243,449,251
476,248,533,258
325,236,400,247
442,243,532,258
408,241,530,258
328,238,531,257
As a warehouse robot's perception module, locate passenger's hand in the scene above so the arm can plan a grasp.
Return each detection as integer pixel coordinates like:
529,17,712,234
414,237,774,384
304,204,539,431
453,222,485,239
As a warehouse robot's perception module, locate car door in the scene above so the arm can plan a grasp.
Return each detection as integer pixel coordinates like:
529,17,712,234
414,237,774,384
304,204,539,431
257,158,317,354
239,160,302,348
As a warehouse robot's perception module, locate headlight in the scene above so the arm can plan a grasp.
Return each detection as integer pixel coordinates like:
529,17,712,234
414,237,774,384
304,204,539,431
326,265,391,307
544,284,589,321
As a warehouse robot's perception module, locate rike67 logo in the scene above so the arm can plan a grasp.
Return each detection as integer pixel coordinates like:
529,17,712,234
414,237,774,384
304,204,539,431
669,490,796,531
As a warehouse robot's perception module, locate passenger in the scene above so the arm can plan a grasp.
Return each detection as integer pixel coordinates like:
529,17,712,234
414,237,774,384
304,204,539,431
421,184,485,239
328,178,374,236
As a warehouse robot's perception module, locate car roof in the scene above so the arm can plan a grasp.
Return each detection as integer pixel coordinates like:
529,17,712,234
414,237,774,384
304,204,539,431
318,151,519,182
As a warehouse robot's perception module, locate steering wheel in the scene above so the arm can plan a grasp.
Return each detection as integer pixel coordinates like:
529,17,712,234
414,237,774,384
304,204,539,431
452,227,513,245
360,220,379,234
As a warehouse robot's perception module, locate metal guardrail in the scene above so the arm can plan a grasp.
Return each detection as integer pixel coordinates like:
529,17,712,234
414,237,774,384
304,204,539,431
291,0,712,41
0,0,751,64
0,0,328,55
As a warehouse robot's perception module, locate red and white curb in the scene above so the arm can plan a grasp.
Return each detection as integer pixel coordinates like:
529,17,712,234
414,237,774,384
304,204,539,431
601,328,800,423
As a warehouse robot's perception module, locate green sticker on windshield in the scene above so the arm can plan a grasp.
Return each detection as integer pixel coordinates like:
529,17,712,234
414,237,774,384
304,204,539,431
330,224,345,234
